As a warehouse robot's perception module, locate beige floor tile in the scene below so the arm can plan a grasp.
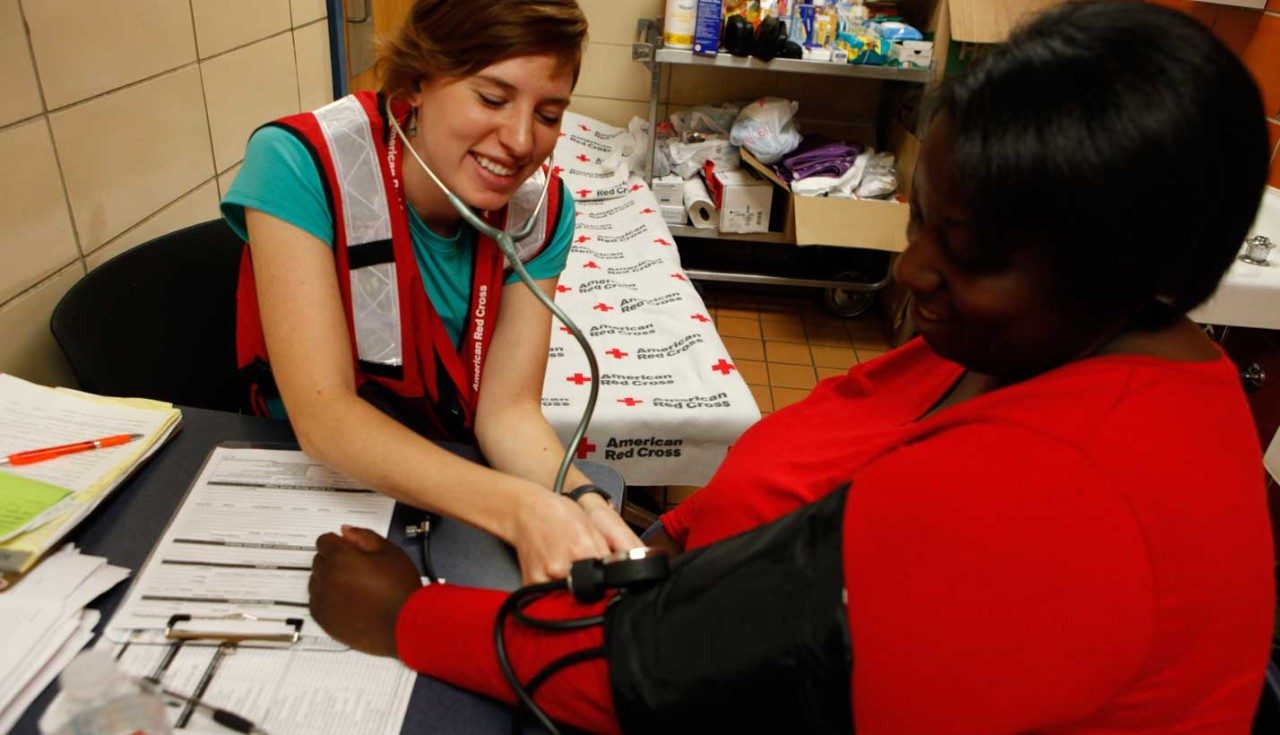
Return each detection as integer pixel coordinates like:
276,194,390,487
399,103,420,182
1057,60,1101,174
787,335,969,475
722,336,765,361
749,383,773,413
810,344,857,370
0,120,80,303
201,33,300,172
736,359,769,386
802,310,851,330
806,326,852,346
768,362,817,390
717,305,758,322
857,348,888,363
761,319,807,343
758,305,804,324
0,0,42,127
192,0,290,58
848,318,891,348
290,0,327,25
771,386,811,410
717,316,762,340
816,366,848,380
765,340,812,365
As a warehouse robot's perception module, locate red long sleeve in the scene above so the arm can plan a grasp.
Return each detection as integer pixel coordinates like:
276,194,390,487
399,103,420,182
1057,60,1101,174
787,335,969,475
396,584,620,734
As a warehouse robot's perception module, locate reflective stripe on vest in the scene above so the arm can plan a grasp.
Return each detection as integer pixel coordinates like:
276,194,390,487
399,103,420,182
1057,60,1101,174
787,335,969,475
313,95,402,369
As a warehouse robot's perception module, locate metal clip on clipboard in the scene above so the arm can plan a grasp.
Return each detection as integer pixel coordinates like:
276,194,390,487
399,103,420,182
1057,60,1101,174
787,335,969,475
146,613,303,732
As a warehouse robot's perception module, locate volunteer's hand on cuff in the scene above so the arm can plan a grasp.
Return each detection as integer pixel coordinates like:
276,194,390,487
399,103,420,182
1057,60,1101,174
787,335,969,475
309,525,421,657
574,488,643,553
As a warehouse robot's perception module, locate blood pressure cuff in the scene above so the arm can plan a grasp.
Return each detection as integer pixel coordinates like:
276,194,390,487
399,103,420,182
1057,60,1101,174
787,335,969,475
606,484,853,734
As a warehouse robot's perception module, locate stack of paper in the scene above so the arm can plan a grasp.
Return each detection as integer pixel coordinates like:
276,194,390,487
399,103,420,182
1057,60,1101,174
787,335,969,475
0,373,182,574
0,544,130,732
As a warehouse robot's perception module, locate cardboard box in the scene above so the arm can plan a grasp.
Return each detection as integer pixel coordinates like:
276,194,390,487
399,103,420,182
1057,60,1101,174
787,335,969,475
703,166,773,234
651,174,684,206
739,120,920,253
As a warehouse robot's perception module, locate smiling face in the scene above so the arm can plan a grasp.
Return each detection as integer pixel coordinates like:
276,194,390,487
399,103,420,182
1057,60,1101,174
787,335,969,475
894,115,1120,379
407,53,572,215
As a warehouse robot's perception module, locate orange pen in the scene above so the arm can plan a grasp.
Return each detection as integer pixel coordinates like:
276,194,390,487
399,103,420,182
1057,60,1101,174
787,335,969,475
0,433,143,466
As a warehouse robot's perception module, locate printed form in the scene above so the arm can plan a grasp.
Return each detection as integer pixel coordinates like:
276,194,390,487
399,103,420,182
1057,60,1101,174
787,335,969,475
103,446,416,735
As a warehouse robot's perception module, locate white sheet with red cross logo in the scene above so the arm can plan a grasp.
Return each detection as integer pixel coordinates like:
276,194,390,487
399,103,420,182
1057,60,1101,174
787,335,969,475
539,112,762,487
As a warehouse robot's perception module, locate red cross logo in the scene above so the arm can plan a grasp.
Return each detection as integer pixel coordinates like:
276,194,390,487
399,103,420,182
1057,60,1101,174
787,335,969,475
555,284,571,293
630,183,643,192
711,359,736,375
605,348,629,359
654,237,672,246
559,326,573,333
575,437,596,459
593,302,613,312
690,313,710,323
576,153,590,162
579,123,591,132
566,373,592,385
617,397,643,407
575,235,591,243
641,208,655,214
575,189,591,198
671,273,688,281
583,261,600,269
551,165,564,177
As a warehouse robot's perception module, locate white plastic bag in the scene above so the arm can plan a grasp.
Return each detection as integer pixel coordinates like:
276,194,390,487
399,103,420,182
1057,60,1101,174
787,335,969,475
730,97,801,164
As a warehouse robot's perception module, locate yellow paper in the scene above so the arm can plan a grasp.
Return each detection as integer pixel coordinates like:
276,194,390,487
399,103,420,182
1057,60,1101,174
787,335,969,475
0,471,71,540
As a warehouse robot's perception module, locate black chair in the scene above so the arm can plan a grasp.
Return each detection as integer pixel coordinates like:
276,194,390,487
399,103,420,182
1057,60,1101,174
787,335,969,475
50,219,245,412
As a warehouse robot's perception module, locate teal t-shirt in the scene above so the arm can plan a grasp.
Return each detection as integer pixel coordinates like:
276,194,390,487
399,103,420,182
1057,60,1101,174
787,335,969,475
221,126,575,346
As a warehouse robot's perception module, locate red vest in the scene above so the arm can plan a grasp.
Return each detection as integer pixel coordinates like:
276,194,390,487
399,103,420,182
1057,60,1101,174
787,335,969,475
235,91,563,441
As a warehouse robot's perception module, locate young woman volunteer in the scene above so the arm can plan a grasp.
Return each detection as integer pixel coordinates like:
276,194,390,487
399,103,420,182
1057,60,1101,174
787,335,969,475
307,3,1275,732
222,0,641,584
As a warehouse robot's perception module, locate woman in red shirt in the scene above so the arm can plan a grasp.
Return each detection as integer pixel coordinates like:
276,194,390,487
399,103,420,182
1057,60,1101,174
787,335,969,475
307,3,1276,733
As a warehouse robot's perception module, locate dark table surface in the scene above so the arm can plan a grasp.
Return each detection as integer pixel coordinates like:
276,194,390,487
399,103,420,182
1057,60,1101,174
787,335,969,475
12,406,619,734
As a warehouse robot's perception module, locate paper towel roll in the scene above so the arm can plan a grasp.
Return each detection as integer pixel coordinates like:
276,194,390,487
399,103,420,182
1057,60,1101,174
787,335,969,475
683,176,720,230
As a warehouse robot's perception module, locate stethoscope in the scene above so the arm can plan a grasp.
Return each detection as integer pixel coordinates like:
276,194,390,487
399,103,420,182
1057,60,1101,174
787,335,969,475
385,98,600,498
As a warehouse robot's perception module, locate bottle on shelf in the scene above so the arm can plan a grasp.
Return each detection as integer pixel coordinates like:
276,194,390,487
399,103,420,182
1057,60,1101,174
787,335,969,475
38,649,171,735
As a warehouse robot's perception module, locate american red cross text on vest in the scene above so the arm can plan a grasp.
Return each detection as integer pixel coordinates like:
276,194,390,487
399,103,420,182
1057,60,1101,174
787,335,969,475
712,359,737,375
575,437,596,458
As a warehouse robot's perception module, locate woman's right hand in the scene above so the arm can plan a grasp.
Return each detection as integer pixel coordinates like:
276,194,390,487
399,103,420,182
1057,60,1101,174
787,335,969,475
511,490,611,584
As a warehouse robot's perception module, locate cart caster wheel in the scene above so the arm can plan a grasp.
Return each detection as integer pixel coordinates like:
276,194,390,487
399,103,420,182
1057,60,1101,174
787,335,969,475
823,272,875,318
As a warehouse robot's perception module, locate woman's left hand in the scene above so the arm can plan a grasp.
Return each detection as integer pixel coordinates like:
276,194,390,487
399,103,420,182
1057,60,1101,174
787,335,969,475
577,492,643,552
309,526,422,657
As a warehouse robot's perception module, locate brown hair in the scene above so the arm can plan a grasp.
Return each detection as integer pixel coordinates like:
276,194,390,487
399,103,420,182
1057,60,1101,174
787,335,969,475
378,0,588,99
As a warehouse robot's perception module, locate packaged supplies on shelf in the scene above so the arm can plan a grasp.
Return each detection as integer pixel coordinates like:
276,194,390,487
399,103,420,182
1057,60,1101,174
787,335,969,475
729,97,801,165
791,148,872,198
683,175,721,230
837,29,893,65
891,40,933,68
664,0,697,49
856,151,897,199
694,0,724,55
703,163,772,233
652,174,685,206
872,19,923,40
660,204,688,225
776,139,865,182
667,134,740,179
671,103,741,138
736,119,918,252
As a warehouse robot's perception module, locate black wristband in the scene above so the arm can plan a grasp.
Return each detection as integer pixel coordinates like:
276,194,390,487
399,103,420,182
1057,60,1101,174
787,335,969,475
566,484,611,504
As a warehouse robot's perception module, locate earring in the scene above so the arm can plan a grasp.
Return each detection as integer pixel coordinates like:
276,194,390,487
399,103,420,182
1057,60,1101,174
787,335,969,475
406,109,419,138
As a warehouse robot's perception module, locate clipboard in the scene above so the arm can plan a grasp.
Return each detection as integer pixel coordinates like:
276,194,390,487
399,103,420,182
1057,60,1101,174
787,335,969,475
102,441,397,652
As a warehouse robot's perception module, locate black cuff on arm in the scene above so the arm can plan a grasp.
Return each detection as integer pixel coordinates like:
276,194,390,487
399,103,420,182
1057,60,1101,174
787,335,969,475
566,484,611,504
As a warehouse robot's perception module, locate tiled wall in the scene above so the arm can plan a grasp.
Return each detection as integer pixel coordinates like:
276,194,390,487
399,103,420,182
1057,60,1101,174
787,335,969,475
0,0,332,388
1149,0,1280,189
